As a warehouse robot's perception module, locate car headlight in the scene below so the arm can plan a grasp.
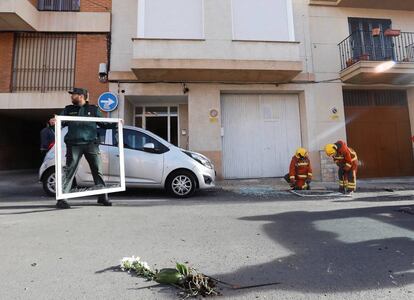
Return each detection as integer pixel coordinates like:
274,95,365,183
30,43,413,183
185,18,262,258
184,151,213,169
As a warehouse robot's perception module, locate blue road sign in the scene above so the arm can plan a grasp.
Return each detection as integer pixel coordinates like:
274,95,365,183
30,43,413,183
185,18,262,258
98,92,119,112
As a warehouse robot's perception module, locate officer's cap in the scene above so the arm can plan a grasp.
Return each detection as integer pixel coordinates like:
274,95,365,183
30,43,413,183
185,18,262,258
68,87,88,100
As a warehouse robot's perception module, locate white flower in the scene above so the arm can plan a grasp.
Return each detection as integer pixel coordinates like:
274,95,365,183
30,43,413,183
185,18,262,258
120,256,141,270
141,261,151,271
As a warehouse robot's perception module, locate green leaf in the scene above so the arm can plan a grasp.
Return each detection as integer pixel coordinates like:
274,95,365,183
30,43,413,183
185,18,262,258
176,262,189,276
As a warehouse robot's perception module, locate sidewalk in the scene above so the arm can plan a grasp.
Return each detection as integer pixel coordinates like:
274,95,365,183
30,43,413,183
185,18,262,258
217,177,414,194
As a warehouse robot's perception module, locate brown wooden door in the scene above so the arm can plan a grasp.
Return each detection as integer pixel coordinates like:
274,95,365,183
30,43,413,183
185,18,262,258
344,90,414,178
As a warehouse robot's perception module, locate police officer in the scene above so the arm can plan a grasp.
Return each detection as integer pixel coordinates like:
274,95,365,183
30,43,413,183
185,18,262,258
40,117,55,163
56,88,117,209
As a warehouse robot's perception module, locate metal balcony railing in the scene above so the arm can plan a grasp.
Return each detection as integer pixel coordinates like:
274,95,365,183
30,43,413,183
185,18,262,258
338,30,414,70
37,0,80,11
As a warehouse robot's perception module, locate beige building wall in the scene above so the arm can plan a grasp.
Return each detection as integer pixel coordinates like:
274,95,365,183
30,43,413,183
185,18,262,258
178,104,189,149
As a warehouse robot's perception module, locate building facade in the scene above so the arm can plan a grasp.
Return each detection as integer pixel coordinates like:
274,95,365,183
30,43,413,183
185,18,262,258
309,0,414,179
110,0,325,180
0,0,111,169
2,0,414,180
113,0,390,180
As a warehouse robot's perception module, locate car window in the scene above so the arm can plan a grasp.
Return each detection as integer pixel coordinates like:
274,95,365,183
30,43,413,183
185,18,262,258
113,129,169,153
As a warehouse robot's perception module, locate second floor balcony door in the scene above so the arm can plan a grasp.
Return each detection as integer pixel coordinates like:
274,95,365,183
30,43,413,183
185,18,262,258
349,18,393,61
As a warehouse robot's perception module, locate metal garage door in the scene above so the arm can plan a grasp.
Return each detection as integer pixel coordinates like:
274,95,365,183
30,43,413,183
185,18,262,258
221,94,301,179
344,90,414,178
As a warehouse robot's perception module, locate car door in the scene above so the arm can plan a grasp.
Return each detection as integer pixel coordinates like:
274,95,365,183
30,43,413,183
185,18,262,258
75,128,110,184
107,128,166,184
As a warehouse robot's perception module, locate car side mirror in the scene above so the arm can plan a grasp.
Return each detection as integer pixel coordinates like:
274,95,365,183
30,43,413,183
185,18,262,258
143,143,156,152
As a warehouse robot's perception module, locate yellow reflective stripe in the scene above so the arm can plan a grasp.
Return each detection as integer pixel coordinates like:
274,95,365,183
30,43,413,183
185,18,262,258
297,163,309,166
308,173,313,176
351,157,357,162
298,175,308,178
335,156,344,160
290,176,295,179
345,163,352,168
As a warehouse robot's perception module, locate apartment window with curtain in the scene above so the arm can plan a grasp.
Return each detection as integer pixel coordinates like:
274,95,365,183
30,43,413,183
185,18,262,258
12,32,76,92
231,0,295,42
137,0,204,39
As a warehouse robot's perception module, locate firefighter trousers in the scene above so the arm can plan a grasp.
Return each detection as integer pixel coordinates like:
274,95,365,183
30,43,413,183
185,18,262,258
338,168,357,192
284,173,310,190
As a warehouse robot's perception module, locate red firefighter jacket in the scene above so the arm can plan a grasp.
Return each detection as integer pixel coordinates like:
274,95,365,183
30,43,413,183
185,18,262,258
289,156,313,181
333,141,358,171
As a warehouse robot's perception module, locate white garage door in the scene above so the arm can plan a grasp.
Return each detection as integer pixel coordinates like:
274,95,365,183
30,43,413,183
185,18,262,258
221,94,301,179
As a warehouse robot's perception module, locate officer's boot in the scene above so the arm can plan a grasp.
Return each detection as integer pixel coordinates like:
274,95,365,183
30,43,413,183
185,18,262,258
97,193,112,206
56,199,71,209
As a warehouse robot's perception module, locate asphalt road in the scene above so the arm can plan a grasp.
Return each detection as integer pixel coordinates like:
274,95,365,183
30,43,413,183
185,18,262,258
0,170,413,299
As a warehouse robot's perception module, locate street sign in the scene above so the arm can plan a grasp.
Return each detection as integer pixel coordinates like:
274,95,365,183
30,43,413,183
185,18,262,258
98,92,119,112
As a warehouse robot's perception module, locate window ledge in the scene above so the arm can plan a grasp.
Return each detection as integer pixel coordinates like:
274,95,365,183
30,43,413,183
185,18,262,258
232,39,300,44
132,37,206,42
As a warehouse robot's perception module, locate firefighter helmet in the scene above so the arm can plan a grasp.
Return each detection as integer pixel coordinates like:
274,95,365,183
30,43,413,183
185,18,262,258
325,144,337,156
295,148,308,158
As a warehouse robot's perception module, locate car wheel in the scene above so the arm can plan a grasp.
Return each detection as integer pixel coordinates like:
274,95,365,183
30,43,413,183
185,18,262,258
166,171,197,198
42,168,56,197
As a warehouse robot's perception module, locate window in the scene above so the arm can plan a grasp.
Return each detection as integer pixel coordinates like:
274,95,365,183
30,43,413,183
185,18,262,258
12,32,76,92
38,0,80,11
231,0,294,42
134,106,179,146
137,0,204,39
113,129,169,154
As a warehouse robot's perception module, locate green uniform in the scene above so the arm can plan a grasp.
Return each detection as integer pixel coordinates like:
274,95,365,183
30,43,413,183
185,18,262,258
60,103,115,194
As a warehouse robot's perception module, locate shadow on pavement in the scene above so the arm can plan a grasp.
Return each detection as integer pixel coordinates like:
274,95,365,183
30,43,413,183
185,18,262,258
215,204,414,296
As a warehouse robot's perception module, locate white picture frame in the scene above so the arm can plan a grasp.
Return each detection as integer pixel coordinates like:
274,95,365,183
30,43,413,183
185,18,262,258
54,115,126,200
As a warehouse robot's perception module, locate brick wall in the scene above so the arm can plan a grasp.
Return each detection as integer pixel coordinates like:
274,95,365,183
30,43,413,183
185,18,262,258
320,151,339,182
74,34,109,104
0,33,14,93
80,0,111,12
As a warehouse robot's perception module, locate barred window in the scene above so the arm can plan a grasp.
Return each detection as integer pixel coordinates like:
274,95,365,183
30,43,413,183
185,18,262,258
343,90,408,107
12,32,76,92
38,0,80,11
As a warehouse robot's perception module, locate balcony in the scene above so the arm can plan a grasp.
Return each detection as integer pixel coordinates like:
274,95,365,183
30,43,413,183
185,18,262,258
338,31,414,84
0,0,109,32
310,0,414,11
130,39,303,83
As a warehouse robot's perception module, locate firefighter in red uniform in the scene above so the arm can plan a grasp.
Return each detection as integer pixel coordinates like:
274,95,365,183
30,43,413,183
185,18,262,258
284,148,313,190
325,141,358,194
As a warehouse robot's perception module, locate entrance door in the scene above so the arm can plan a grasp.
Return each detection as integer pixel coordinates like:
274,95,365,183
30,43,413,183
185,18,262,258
134,106,178,146
221,94,301,179
349,18,393,61
344,90,414,178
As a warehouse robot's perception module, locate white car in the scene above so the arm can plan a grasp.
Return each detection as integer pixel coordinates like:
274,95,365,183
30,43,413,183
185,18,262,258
39,126,216,198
